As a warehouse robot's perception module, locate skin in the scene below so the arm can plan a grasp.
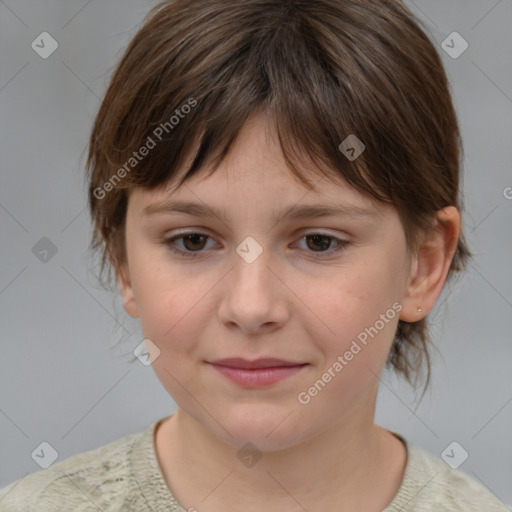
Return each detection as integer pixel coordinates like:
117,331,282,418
118,113,461,511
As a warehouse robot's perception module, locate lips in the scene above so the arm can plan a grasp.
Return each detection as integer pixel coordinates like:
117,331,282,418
207,358,309,387
209,357,306,369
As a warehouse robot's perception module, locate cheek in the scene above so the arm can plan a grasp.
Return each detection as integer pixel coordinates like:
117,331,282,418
297,276,400,414
134,268,211,402
132,261,214,355
305,267,400,369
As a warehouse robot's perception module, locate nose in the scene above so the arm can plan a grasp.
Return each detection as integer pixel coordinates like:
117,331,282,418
217,249,290,336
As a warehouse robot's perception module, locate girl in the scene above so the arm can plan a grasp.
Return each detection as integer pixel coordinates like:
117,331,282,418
1,0,507,510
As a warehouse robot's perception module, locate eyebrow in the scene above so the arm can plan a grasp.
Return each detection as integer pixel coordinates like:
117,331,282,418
142,199,380,224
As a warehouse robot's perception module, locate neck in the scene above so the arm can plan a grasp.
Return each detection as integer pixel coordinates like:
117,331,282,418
156,397,406,511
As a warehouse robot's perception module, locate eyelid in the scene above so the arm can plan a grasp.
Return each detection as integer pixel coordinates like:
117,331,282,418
163,229,351,259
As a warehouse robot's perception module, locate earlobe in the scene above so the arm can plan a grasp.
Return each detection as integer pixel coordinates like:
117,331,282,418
117,263,139,318
399,206,461,322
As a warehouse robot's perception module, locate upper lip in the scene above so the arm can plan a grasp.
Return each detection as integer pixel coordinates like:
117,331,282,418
209,358,307,369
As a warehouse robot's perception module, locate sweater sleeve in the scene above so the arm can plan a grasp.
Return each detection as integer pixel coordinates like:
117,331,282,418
0,433,141,512
383,440,510,511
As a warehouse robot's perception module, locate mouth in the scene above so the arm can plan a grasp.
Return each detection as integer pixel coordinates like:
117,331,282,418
207,358,309,387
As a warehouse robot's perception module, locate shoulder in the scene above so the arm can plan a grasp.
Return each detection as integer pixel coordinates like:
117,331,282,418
0,428,145,511
385,437,509,512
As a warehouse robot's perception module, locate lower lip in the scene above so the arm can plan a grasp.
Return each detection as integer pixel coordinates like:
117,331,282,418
210,364,307,387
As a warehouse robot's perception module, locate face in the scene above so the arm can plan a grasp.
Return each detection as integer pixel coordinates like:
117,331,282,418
119,114,416,451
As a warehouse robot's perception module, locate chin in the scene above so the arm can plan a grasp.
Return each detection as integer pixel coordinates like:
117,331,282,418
208,403,308,452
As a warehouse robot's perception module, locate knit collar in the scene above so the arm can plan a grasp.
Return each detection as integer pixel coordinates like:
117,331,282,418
129,417,424,511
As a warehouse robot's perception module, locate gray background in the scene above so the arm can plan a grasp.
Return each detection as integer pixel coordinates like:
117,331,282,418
1,0,511,507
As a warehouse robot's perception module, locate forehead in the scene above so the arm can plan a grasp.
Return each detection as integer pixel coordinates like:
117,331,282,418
130,172,388,229
128,113,388,219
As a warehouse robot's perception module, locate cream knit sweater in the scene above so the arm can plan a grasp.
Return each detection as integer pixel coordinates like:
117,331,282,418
0,418,508,511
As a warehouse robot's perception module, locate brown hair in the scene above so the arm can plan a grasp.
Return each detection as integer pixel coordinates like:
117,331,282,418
85,0,471,390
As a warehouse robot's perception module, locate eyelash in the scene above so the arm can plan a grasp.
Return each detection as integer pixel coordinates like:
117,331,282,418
163,232,350,259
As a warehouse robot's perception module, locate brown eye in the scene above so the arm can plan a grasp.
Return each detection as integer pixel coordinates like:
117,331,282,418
304,234,333,252
294,233,350,258
181,233,208,251
164,231,349,259
164,232,215,257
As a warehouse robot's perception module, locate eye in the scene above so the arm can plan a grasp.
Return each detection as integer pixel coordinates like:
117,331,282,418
163,231,350,258
164,232,215,257
293,233,350,257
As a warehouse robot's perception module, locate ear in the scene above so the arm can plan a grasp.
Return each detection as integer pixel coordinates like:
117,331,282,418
117,261,139,318
400,206,461,322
